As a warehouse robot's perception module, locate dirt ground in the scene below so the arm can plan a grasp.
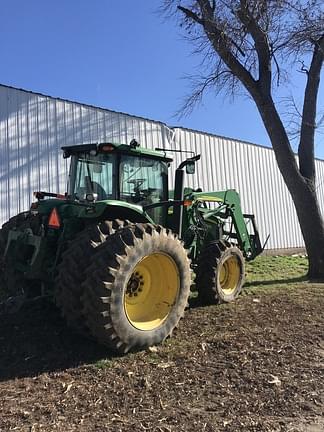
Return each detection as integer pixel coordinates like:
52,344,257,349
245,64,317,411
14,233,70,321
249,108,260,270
0,264,323,431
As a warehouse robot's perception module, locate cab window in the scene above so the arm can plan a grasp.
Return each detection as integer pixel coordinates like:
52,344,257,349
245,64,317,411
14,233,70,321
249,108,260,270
120,155,167,224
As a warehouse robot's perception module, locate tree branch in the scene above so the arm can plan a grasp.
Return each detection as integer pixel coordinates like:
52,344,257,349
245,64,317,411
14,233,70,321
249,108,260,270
178,0,299,183
298,35,324,182
272,48,281,87
236,0,272,95
186,0,259,96
176,69,232,117
177,6,203,24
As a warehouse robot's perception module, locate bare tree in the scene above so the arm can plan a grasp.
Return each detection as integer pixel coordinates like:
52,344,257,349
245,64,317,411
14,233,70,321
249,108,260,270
162,0,324,278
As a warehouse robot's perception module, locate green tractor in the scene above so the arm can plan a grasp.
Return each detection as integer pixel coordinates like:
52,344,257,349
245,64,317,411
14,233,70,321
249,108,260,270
0,139,264,353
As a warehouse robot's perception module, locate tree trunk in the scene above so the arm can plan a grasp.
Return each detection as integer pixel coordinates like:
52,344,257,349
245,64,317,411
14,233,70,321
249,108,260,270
256,96,324,279
290,181,324,278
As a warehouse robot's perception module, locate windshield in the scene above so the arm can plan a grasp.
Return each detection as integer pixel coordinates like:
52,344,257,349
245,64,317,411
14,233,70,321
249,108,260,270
70,153,116,200
120,155,167,223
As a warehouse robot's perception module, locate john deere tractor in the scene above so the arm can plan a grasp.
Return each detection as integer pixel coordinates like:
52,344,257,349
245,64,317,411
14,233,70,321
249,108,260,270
0,139,263,353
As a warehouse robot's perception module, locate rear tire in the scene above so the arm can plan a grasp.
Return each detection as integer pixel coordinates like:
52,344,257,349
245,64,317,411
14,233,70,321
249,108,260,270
196,240,245,304
55,219,128,334
82,224,191,353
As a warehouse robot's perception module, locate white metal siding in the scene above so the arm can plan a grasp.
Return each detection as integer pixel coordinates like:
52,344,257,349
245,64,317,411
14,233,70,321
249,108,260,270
1,84,324,250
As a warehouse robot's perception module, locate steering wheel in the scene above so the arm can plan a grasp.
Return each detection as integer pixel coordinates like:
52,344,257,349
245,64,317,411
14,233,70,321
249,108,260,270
127,179,146,189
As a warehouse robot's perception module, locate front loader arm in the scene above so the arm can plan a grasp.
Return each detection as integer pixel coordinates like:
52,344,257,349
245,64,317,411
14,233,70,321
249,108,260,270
191,190,263,260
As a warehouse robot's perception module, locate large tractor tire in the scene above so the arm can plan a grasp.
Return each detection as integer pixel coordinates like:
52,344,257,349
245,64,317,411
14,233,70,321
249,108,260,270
196,240,245,305
55,219,128,334
82,224,191,353
0,212,41,299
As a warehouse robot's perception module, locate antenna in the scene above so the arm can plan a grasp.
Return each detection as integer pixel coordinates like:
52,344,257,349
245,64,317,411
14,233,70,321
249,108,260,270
155,147,195,155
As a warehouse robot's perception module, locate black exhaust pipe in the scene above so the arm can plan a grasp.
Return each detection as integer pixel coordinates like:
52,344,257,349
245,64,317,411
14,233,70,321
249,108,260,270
173,168,184,235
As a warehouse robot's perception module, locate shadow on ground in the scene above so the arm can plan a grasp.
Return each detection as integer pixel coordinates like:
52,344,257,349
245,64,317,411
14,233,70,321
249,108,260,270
0,297,114,381
244,275,308,288
188,275,309,309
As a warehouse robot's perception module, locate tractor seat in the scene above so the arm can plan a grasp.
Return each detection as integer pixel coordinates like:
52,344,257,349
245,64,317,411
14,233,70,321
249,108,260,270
84,176,107,200
91,181,107,200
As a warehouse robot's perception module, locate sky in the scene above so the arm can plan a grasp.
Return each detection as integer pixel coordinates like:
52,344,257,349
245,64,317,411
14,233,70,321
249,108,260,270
1,0,323,157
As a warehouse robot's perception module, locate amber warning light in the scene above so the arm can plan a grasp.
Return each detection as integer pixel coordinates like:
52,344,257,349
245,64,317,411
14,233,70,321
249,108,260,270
48,208,61,229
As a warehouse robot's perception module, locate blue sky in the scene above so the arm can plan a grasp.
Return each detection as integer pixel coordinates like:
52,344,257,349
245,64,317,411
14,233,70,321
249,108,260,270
1,0,323,157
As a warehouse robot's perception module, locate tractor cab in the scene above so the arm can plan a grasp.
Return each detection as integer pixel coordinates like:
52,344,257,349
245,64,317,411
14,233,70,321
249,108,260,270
63,141,171,224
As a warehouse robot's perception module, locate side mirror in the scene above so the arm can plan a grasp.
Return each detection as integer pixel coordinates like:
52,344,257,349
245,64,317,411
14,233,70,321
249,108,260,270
178,154,201,172
186,161,195,175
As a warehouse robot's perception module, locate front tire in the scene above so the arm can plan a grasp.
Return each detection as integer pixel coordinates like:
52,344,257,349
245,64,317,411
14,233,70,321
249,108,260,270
196,241,245,304
82,224,191,353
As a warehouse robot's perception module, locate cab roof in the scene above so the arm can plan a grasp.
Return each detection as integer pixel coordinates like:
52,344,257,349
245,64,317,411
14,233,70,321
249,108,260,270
61,142,173,162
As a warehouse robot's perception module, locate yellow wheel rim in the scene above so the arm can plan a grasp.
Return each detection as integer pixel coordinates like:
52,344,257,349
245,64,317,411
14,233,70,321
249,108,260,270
219,255,241,295
124,253,180,331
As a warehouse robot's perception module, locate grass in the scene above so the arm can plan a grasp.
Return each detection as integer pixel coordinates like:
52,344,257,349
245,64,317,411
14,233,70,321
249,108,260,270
245,255,308,285
94,359,116,369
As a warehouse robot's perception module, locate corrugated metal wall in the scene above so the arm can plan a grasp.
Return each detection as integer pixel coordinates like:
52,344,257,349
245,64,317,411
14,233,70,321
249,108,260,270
1,84,324,250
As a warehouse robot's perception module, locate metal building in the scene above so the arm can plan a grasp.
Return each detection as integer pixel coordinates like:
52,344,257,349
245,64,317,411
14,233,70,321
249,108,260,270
1,84,323,250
